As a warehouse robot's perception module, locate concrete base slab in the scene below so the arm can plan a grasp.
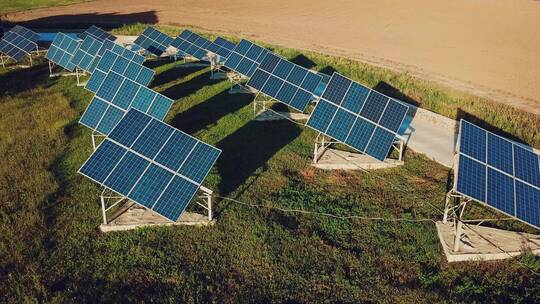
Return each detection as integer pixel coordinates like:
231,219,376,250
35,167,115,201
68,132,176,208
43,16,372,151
436,221,540,262
210,72,228,80
99,204,213,233
313,148,403,170
229,85,256,94
254,110,310,121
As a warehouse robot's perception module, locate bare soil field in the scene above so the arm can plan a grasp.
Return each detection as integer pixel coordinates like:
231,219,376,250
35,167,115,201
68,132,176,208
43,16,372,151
4,0,540,114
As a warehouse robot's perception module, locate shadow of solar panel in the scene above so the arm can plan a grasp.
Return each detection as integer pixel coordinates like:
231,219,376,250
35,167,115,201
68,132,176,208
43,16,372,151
46,32,80,71
79,109,221,222
10,25,40,43
0,31,37,61
133,26,173,56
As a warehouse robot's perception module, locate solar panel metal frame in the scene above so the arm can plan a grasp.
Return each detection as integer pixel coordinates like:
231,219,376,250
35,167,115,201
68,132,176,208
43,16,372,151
46,32,81,71
69,35,104,73
133,26,173,56
205,37,236,63
78,109,221,222
171,29,212,60
10,25,40,43
246,52,323,112
83,25,116,42
79,69,170,135
454,119,540,229
222,39,271,78
85,48,152,93
306,72,409,161
0,31,38,61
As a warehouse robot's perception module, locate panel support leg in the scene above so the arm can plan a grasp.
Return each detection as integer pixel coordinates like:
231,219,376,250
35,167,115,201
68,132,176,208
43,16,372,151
0,55,5,69
453,200,468,252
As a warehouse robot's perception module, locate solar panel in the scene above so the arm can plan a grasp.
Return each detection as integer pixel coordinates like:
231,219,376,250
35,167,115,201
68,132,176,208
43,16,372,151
79,70,171,135
246,53,323,112
10,25,40,43
214,37,236,52
46,32,81,71
170,29,212,60
456,120,540,229
0,31,38,62
83,25,116,42
205,37,236,63
85,48,152,93
306,72,409,161
223,39,271,78
133,26,174,56
79,109,221,222
69,35,103,73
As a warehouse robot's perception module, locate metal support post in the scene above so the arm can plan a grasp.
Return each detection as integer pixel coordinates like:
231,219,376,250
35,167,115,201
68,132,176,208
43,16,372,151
453,200,468,252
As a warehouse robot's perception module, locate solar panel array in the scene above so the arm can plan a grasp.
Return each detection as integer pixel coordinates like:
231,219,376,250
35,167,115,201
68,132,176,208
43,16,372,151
456,120,540,228
0,31,37,61
307,73,409,161
86,49,152,93
46,32,81,71
171,30,212,60
206,37,236,63
83,25,116,42
223,39,270,78
79,70,171,135
79,109,221,222
69,35,103,73
133,27,173,56
10,25,40,43
247,53,323,112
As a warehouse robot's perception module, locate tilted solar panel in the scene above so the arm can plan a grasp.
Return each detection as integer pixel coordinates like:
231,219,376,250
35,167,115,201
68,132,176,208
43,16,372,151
46,32,81,71
79,109,221,222
133,26,173,56
223,39,270,78
456,120,540,229
306,72,409,161
10,25,40,43
0,31,37,61
206,37,236,63
214,37,236,52
69,35,103,73
79,70,170,135
246,53,323,112
171,30,212,60
83,25,116,42
86,49,153,93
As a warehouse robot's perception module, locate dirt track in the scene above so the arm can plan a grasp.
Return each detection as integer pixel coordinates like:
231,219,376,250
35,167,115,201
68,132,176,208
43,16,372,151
4,0,540,114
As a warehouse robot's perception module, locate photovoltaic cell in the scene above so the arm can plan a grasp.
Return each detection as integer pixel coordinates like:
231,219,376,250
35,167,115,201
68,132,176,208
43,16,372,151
206,37,236,63
171,29,212,60
133,26,173,56
69,35,103,73
79,109,221,222
246,53,323,112
46,32,81,71
83,25,116,42
10,25,40,43
456,119,540,229
223,39,270,78
306,72,409,161
0,31,38,62
79,70,171,135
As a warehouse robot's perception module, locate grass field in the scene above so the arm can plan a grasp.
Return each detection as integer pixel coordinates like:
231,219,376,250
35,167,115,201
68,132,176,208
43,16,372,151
0,0,90,15
1,25,540,302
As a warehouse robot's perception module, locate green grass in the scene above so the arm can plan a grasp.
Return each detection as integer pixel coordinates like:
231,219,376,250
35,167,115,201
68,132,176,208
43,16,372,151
0,0,91,15
1,26,540,303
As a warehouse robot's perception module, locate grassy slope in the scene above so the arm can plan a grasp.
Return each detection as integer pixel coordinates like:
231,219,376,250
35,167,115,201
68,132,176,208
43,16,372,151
0,0,90,15
0,26,539,302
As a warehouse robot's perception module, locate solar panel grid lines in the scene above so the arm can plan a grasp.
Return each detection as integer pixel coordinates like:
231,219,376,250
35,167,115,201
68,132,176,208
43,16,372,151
306,72,409,161
214,37,236,52
69,35,104,73
171,30,212,60
0,31,38,61
79,109,221,222
246,52,323,112
46,32,81,71
223,39,271,78
206,37,236,63
10,25,40,43
133,26,174,56
83,25,116,42
455,119,540,229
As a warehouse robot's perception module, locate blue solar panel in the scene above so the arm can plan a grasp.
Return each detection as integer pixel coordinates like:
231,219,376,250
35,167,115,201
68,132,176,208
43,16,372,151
0,31,38,61
79,109,221,222
246,53,323,112
79,70,171,135
307,72,409,161
456,120,540,229
69,35,103,73
171,30,212,60
85,49,153,93
10,25,40,43
83,25,116,42
46,32,80,71
223,39,270,78
206,37,236,63
133,26,173,56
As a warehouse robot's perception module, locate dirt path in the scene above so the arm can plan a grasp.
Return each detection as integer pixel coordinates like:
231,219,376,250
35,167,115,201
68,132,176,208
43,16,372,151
5,0,540,114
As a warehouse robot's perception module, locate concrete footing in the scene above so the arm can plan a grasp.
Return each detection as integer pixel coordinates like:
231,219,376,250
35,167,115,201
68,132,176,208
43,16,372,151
436,221,540,262
210,72,228,80
229,84,257,94
313,148,403,170
254,110,310,121
99,203,213,233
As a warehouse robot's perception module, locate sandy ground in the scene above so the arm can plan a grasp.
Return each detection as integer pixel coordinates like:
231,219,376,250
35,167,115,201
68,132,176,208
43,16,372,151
4,0,540,114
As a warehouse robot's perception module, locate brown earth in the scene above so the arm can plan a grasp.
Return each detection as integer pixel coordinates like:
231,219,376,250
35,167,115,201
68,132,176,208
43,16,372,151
4,0,540,114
